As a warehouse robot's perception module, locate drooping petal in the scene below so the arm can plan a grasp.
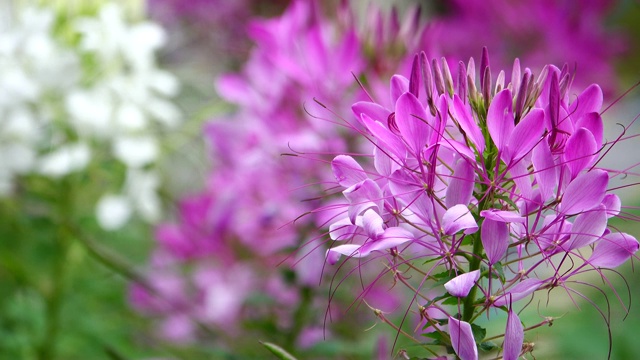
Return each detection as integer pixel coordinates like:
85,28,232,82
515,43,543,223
602,194,621,218
493,278,544,307
448,317,478,360
444,270,480,298
360,113,406,160
562,128,597,179
452,95,485,152
329,217,361,241
532,139,558,201
362,209,385,239
443,204,478,235
352,101,391,124
575,112,604,150
446,159,475,208
480,210,526,223
568,84,603,125
364,227,414,254
559,170,608,215
326,244,363,265
331,155,367,187
395,92,430,155
506,108,544,163
565,205,607,250
589,232,639,268
343,179,383,223
503,310,524,360
390,75,409,104
487,89,514,151
481,218,510,265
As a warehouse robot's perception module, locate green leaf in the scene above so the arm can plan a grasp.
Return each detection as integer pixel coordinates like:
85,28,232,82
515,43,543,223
260,341,298,360
442,297,461,306
479,341,499,352
470,323,486,342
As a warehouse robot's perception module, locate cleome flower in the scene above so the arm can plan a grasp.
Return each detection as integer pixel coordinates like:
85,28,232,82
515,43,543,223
320,48,639,359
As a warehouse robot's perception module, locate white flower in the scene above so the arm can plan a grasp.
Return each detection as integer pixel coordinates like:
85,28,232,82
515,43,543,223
37,143,91,177
113,136,159,168
96,194,133,231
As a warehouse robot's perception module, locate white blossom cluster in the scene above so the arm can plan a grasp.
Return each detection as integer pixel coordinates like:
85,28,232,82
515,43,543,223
0,3,181,230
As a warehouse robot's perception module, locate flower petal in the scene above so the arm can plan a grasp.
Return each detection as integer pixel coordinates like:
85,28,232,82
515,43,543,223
503,310,524,360
352,101,391,124
506,108,544,163
332,155,368,187
343,179,383,224
452,94,485,152
480,210,526,223
589,232,639,268
360,113,406,160
362,209,385,239
487,89,514,152
444,270,480,298
481,218,510,265
532,139,558,201
449,317,478,360
562,128,597,179
575,112,603,150
395,92,430,155
446,159,475,208
565,205,607,250
560,170,608,215
602,194,621,219
493,278,544,307
326,244,363,265
443,204,478,235
568,84,603,125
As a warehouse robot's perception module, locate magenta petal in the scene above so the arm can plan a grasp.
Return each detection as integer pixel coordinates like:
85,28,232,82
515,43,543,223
589,232,639,268
365,227,414,253
565,205,607,250
444,270,480,298
360,113,406,160
562,128,597,179
446,159,475,208
362,209,384,239
449,317,478,360
602,194,621,218
480,210,526,223
395,92,430,155
352,101,391,124
343,179,383,224
493,278,544,307
569,84,603,125
575,112,604,150
326,244,363,264
560,170,608,215
532,140,558,201
329,217,360,241
506,108,544,162
389,170,432,220
452,95,485,152
443,204,478,235
481,218,510,265
503,310,524,360
332,155,367,187
487,89,514,151
390,75,409,104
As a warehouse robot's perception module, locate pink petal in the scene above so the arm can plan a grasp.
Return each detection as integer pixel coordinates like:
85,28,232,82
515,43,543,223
602,194,621,218
449,317,478,360
362,209,385,239
390,75,409,105
446,159,475,208
352,101,391,124
589,232,639,268
360,113,406,161
559,170,608,215
480,210,526,223
326,244,363,264
443,204,478,235
487,89,514,152
562,128,597,179
329,217,361,241
503,310,524,360
343,179,383,224
365,227,414,253
532,140,558,201
395,92,430,155
389,170,433,220
575,112,604,150
481,218,510,265
444,270,480,298
493,278,544,307
506,108,544,163
452,95,485,152
569,84,603,125
565,205,607,250
331,155,367,187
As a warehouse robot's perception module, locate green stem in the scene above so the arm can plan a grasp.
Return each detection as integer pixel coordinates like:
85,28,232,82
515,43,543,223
462,232,483,322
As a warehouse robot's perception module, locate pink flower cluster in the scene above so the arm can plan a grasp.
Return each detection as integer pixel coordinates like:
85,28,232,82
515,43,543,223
133,0,630,355
323,49,638,359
